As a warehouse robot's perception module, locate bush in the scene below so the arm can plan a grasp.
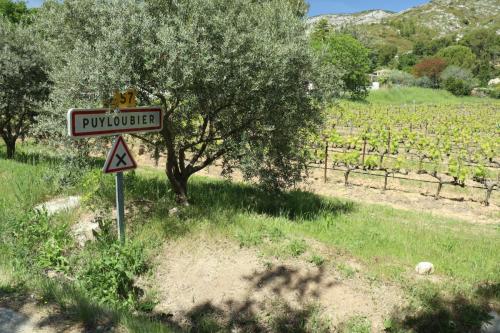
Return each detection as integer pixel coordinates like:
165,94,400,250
413,57,447,87
8,210,71,273
440,66,477,96
381,70,416,87
396,53,418,71
443,78,471,96
77,242,148,310
415,76,433,88
488,84,500,99
437,45,476,70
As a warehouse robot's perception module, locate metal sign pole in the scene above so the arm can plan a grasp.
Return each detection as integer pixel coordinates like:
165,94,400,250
114,107,126,244
115,170,126,243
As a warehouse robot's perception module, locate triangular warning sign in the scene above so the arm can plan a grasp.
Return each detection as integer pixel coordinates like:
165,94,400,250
103,136,137,173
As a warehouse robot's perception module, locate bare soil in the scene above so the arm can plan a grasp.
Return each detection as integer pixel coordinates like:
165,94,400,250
146,234,405,332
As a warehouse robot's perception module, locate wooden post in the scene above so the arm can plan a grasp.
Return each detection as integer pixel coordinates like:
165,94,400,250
324,141,329,183
361,139,367,167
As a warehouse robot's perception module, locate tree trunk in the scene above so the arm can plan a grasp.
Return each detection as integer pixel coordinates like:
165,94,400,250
174,176,189,205
324,142,328,183
3,136,16,159
165,150,190,205
167,170,189,205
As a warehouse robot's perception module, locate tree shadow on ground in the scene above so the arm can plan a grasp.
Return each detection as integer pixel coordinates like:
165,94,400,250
126,173,356,222
0,281,115,333
387,283,499,333
189,180,355,220
153,263,334,333
1,288,75,333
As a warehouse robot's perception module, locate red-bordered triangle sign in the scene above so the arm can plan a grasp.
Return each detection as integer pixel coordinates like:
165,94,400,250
103,136,137,173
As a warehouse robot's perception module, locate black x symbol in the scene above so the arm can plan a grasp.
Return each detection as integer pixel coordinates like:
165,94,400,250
115,153,127,167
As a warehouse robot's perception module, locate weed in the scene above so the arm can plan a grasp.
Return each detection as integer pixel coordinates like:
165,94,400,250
8,210,71,273
288,239,308,257
309,254,326,267
267,226,285,242
77,242,148,310
340,315,371,333
237,229,264,247
336,262,357,279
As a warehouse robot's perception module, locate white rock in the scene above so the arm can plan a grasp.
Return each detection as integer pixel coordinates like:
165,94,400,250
415,262,434,275
71,214,101,247
169,207,180,216
34,196,81,216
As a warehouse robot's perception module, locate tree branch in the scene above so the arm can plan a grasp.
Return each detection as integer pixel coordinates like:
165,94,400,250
130,133,156,146
191,148,227,173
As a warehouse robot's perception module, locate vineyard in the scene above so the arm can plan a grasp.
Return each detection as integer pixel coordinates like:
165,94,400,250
312,102,500,206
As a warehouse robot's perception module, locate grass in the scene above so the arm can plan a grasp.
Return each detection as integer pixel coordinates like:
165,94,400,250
152,173,497,288
363,87,500,105
340,316,371,333
0,155,173,332
1,142,499,332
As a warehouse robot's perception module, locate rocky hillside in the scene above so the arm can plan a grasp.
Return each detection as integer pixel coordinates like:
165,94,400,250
308,10,394,29
307,0,500,51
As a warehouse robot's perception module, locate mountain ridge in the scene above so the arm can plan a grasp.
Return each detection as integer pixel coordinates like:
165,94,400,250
307,0,500,52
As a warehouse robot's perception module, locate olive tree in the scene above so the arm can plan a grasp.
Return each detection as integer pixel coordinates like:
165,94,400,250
36,0,326,203
0,18,50,158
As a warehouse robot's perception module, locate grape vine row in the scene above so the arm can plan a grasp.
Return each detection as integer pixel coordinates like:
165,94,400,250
310,102,500,205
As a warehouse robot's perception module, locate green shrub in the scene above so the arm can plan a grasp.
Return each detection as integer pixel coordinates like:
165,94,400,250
443,77,472,96
488,84,500,99
80,169,115,210
389,70,416,87
77,242,147,310
9,211,71,273
415,76,433,88
440,66,477,96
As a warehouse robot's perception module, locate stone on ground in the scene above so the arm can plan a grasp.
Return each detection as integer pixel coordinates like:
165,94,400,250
415,262,434,275
70,213,100,247
34,196,81,216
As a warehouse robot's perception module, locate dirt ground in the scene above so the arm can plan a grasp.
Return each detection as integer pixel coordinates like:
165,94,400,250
145,234,405,332
133,150,500,225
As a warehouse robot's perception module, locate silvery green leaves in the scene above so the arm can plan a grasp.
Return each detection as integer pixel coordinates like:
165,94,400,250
0,18,51,158
35,0,333,202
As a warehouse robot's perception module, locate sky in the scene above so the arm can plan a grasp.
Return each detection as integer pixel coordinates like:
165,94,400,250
307,0,430,16
26,0,431,16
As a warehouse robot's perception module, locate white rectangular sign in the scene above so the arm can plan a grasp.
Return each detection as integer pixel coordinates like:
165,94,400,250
67,107,163,138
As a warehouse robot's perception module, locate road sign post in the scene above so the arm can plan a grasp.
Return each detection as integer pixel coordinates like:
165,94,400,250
115,171,125,243
102,134,138,243
68,104,162,244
